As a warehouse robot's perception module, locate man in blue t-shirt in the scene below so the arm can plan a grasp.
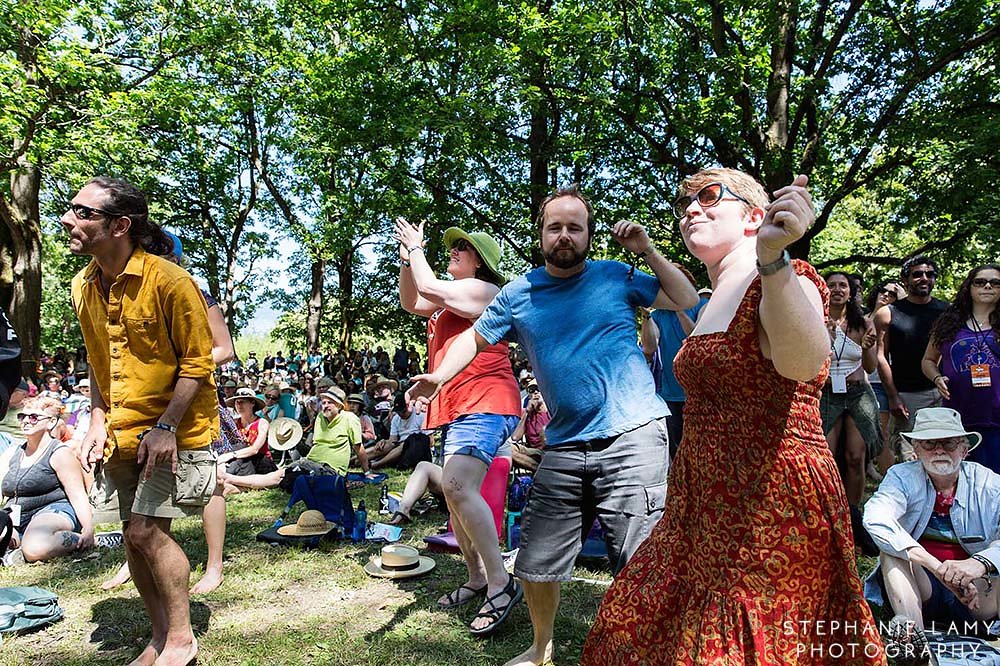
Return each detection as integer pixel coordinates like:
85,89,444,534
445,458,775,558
407,186,698,666
641,276,710,457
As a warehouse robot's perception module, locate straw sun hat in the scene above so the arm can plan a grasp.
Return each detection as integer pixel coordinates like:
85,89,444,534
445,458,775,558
276,510,336,537
267,417,304,452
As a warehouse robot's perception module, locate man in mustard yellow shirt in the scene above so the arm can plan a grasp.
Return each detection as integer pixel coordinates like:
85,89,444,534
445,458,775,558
67,176,218,666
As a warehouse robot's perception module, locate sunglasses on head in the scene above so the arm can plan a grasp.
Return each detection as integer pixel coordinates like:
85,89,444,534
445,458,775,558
452,238,473,252
68,203,120,220
673,183,753,220
972,278,1000,288
17,412,53,425
915,437,965,452
910,269,937,279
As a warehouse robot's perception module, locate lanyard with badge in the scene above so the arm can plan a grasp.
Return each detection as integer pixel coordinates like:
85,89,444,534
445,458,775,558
830,325,849,393
970,319,993,389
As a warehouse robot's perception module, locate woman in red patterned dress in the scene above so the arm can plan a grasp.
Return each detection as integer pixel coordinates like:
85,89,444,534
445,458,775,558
583,169,885,664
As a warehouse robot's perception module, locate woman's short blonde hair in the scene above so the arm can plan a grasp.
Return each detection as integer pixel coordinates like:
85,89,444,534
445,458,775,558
678,168,770,210
21,395,64,417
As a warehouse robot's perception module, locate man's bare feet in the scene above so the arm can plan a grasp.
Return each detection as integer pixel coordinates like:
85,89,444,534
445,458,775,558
190,567,224,594
503,641,554,666
152,637,197,666
126,641,161,666
101,561,132,590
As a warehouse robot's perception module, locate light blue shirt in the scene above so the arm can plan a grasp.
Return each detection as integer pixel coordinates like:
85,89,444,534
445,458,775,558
475,260,669,446
651,297,708,402
862,460,1000,606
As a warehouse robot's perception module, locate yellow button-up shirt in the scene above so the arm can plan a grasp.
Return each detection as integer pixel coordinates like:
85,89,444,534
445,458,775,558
71,247,219,461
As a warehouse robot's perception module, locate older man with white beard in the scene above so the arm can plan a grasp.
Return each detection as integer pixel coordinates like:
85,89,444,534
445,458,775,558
864,407,1000,661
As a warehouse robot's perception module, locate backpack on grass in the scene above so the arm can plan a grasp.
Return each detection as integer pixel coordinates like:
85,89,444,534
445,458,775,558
0,587,63,634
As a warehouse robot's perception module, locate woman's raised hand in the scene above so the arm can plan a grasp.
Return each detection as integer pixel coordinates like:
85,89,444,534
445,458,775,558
758,174,814,263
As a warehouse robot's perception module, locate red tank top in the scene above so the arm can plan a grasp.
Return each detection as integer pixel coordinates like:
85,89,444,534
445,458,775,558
236,416,271,460
425,308,521,429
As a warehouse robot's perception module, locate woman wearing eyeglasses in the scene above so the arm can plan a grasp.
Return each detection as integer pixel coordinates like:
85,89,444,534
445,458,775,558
0,396,94,563
394,217,522,636
922,264,1000,473
585,169,882,664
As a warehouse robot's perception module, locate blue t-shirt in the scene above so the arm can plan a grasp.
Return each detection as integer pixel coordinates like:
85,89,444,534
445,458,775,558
651,297,709,402
475,260,670,446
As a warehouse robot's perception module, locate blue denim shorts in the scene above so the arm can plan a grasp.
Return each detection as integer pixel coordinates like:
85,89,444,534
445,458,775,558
871,382,889,412
443,413,520,466
19,500,82,536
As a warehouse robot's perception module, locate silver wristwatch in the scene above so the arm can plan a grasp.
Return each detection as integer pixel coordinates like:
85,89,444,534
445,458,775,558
757,250,791,276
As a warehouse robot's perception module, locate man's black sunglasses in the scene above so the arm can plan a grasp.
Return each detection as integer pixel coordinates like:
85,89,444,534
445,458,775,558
69,203,121,220
909,269,937,279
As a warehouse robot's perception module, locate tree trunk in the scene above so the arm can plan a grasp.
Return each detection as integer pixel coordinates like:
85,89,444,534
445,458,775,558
526,53,552,267
336,250,354,353
3,158,43,378
306,257,325,350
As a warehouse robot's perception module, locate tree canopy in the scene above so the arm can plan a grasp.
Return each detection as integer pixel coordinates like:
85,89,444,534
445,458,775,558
2,0,997,366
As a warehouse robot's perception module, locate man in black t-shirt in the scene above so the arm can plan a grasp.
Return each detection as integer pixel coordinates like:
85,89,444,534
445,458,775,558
874,255,950,460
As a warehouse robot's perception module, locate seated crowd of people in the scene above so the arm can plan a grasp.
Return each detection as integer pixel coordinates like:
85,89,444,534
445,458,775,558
3,255,999,664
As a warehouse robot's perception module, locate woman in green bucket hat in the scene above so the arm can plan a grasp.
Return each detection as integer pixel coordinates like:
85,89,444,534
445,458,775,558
394,217,523,636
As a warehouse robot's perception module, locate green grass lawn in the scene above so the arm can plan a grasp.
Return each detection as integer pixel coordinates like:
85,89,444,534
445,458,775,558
0,473,612,665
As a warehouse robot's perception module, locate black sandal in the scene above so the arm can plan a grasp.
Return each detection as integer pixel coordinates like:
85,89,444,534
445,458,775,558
388,511,411,526
438,583,487,610
469,574,523,637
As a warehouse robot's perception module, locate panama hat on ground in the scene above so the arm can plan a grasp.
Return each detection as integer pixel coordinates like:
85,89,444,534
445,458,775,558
364,544,436,579
268,417,304,452
319,386,347,408
900,407,982,451
276,510,336,537
225,387,265,410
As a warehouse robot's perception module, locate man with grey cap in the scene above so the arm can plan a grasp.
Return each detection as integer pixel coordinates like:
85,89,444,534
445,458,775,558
864,407,1000,658
307,386,370,475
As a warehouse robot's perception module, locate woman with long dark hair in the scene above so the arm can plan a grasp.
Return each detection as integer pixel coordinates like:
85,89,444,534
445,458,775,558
821,272,881,506
922,264,1000,472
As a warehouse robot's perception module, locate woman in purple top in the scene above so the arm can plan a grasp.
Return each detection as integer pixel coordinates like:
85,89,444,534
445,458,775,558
923,263,1000,472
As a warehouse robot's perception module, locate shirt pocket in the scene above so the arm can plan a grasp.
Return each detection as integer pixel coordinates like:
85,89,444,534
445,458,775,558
122,316,159,359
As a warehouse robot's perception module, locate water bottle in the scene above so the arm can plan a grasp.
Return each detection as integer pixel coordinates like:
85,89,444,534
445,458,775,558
378,486,390,515
353,500,367,542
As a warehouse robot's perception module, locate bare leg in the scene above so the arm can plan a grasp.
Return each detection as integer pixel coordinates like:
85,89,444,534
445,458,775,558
18,513,83,562
124,514,197,666
390,462,441,523
190,479,226,594
503,580,558,666
225,468,284,490
880,552,933,628
876,411,894,472
442,455,514,631
843,417,867,506
371,444,404,470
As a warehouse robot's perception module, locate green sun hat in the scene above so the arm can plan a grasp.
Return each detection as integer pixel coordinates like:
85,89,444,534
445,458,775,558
443,227,507,284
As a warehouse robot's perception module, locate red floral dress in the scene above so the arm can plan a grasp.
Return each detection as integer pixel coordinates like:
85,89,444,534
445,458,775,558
583,262,885,665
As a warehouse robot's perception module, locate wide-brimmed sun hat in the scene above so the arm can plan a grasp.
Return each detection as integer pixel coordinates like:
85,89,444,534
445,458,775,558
276,510,337,537
443,227,506,284
268,417,304,452
364,544,436,579
226,387,264,410
901,407,982,451
347,393,365,405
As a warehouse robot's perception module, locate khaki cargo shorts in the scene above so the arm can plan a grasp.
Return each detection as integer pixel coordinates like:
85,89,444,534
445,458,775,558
103,447,217,520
